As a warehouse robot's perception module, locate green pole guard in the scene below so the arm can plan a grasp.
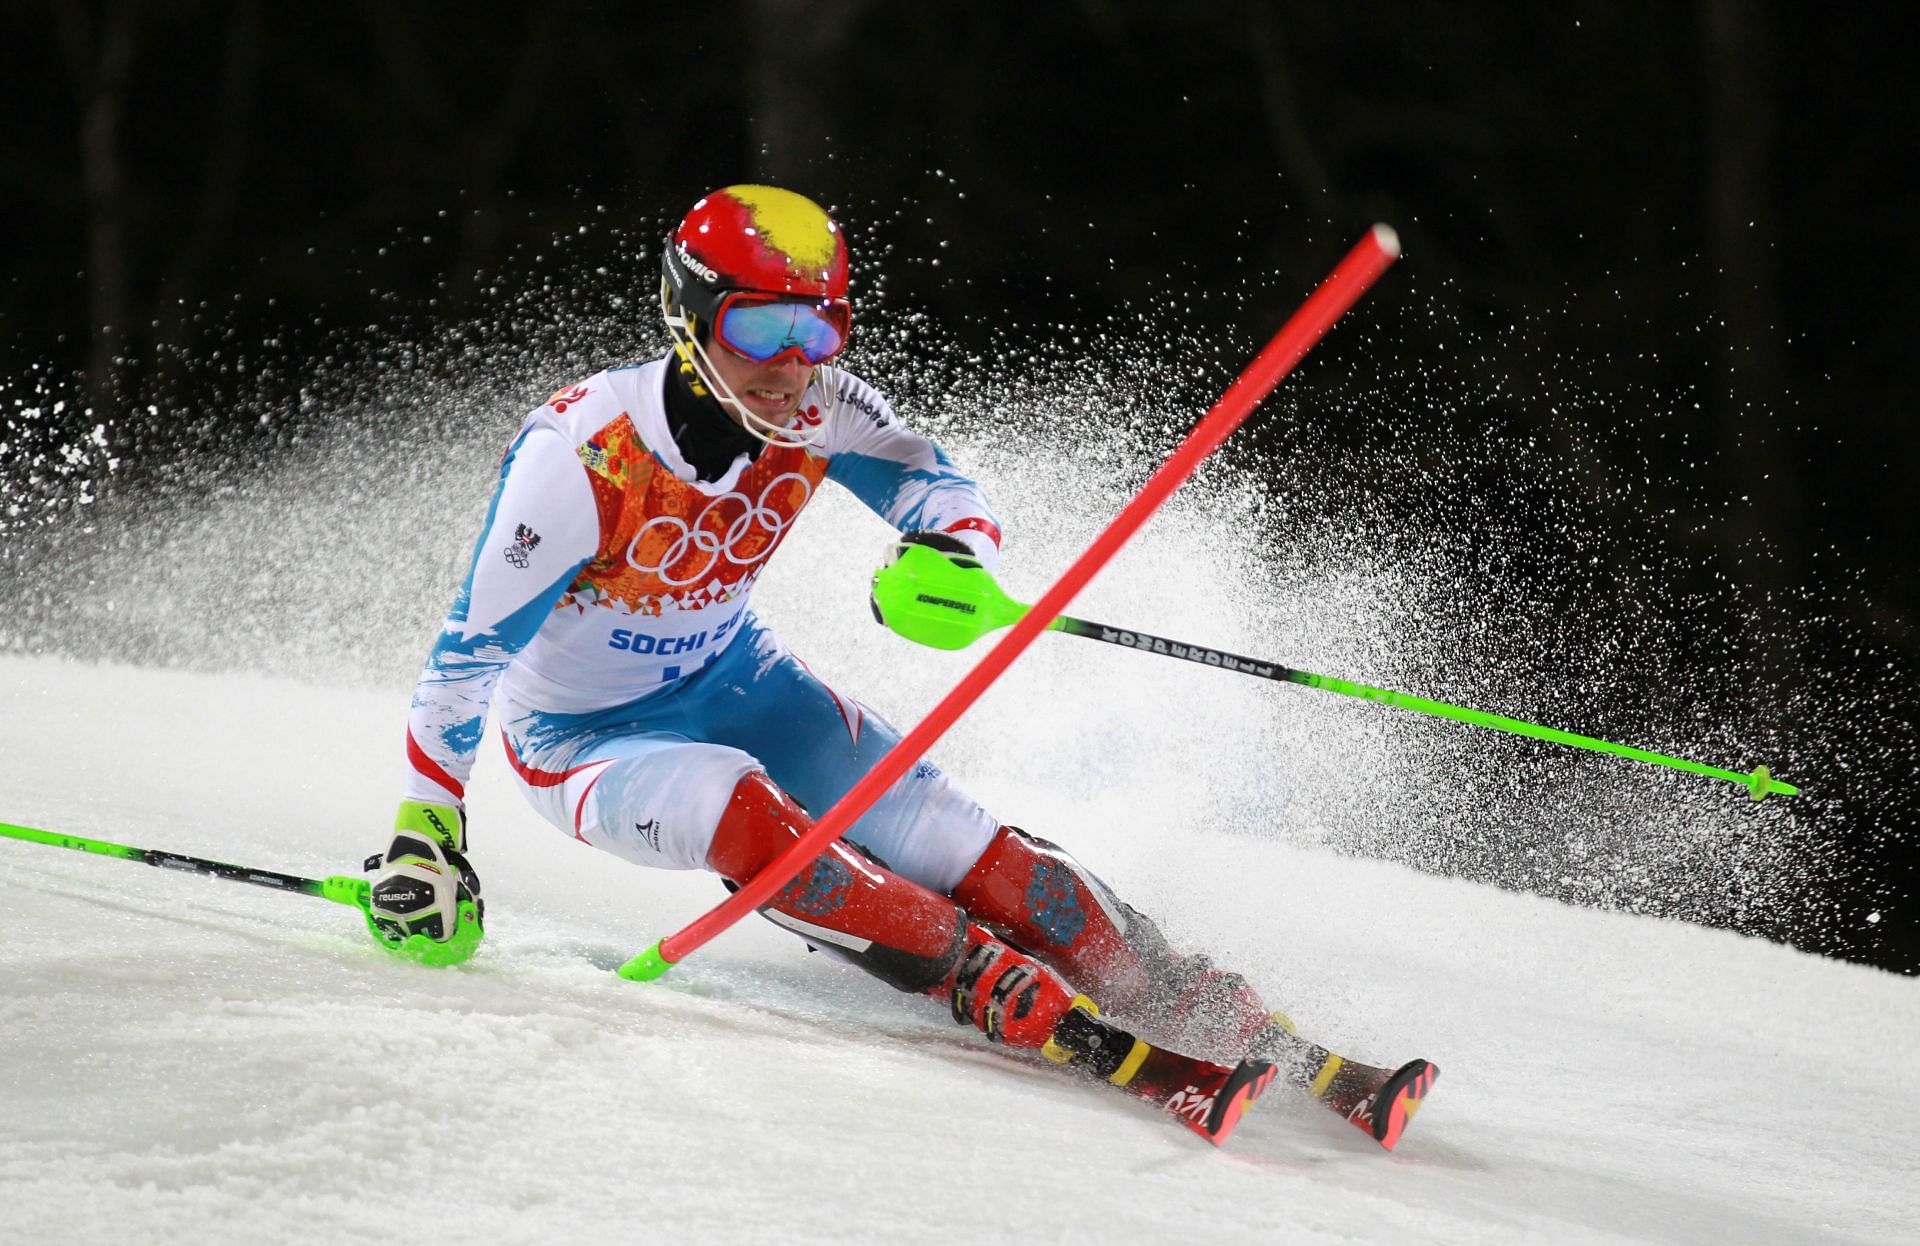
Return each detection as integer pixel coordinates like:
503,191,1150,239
869,543,1052,650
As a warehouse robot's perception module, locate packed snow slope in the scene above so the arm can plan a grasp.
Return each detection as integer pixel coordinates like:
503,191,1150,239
0,654,1914,1246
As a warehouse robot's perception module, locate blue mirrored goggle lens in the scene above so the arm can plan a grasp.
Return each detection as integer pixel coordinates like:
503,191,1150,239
717,300,848,364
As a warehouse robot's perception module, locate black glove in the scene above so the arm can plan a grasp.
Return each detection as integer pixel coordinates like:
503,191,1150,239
886,530,983,569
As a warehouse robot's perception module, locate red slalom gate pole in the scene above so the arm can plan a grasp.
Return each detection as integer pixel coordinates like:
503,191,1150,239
617,224,1402,981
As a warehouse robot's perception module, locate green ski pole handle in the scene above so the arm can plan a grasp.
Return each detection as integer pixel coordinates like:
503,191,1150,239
869,548,1798,802
0,821,372,909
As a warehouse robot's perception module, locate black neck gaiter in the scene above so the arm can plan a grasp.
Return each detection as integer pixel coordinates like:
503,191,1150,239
662,358,764,482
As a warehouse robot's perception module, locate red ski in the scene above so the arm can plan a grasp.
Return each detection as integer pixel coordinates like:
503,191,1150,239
1042,999,1278,1146
1249,1019,1440,1151
1044,1001,1439,1151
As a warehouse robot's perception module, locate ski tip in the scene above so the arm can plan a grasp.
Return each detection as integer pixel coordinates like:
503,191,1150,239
1370,223,1402,259
1204,1058,1279,1147
1371,1059,1439,1151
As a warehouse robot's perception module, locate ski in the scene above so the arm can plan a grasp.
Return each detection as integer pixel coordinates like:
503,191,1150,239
1042,998,1278,1146
1249,1019,1440,1151
1037,997,1438,1150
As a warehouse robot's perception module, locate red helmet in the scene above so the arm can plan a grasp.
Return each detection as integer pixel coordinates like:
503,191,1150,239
660,186,851,446
662,185,849,328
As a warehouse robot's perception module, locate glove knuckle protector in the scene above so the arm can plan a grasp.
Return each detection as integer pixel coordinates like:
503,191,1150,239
365,802,484,965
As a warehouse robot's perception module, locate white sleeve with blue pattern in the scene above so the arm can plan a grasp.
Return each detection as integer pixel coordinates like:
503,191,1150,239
402,427,599,805
823,371,1002,570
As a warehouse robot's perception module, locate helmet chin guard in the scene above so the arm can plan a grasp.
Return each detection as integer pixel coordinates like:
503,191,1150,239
659,185,852,450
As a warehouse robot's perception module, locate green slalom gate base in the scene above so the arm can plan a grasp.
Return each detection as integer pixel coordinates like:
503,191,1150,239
617,941,675,982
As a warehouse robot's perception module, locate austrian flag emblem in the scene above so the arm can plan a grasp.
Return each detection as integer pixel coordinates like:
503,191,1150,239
504,523,542,569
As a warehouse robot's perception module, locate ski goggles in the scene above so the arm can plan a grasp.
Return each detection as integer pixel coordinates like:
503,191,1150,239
714,293,852,365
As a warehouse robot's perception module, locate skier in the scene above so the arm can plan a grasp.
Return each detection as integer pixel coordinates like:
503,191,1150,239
364,184,1283,1074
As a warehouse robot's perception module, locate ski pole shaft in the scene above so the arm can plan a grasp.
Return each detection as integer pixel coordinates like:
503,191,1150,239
873,544,1797,801
1053,615,1797,800
617,225,1402,983
0,821,371,908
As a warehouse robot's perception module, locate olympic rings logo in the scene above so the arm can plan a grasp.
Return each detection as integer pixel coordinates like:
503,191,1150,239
624,472,815,587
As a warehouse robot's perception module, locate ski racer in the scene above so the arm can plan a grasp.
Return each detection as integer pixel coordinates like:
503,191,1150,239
364,184,1285,1074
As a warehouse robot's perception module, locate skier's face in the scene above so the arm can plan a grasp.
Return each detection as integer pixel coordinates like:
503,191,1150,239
705,336,811,430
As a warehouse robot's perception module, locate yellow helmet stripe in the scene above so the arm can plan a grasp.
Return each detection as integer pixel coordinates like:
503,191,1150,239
729,185,839,269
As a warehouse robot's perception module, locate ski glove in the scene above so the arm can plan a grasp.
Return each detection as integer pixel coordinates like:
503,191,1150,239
871,531,1006,650
363,800,484,966
886,530,982,569
869,531,981,628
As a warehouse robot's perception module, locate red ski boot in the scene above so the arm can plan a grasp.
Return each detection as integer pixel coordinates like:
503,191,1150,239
936,923,1079,1048
951,826,1273,1059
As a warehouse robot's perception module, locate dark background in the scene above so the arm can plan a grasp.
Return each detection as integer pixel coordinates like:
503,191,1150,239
3,3,1914,972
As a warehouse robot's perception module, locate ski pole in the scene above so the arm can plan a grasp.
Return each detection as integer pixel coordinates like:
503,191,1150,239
616,224,1402,982
0,821,372,908
868,557,1800,801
